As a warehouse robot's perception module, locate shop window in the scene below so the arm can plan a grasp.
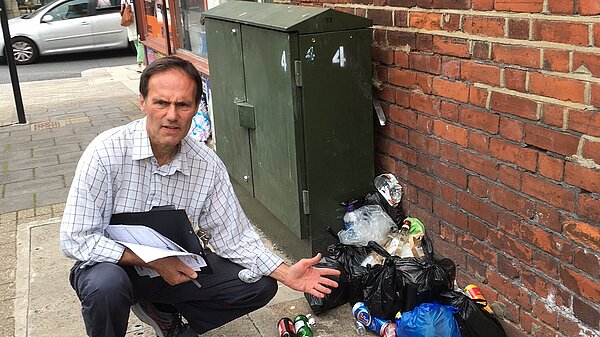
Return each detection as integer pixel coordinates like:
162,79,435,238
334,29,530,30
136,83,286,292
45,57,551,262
174,0,227,59
139,0,263,63
144,0,171,41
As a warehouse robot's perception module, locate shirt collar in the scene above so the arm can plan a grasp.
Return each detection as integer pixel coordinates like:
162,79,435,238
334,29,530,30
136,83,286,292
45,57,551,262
168,141,190,176
132,118,153,160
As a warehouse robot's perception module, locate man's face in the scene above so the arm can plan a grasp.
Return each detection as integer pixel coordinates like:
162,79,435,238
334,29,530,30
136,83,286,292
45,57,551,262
139,69,198,152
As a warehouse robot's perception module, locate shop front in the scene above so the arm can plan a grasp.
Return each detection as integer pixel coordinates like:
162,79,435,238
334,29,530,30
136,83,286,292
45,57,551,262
134,0,221,71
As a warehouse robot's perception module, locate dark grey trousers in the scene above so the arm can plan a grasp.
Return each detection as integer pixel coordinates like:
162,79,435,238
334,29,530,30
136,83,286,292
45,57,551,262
69,251,278,337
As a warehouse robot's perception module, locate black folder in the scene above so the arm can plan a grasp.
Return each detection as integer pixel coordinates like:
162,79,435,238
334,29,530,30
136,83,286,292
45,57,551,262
109,207,213,274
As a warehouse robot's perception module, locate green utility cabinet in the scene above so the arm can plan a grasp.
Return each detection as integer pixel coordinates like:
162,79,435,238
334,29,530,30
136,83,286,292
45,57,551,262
204,1,374,259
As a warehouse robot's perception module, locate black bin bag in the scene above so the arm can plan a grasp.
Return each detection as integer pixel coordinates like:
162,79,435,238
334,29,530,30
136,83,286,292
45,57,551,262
397,255,456,313
304,255,347,315
440,290,507,337
360,242,404,320
331,242,370,306
360,240,456,319
304,229,371,314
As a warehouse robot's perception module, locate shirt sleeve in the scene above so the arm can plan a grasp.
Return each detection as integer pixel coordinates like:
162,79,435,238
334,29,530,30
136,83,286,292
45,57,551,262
59,146,125,267
198,161,283,283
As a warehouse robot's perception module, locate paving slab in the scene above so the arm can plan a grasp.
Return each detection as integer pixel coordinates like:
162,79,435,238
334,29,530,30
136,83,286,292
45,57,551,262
0,241,16,271
34,188,71,208
58,151,84,165
5,138,57,152
0,266,16,285
0,148,32,161
5,155,59,171
0,221,17,233
0,195,35,213
0,169,35,185
4,176,64,197
34,164,75,179
31,143,81,159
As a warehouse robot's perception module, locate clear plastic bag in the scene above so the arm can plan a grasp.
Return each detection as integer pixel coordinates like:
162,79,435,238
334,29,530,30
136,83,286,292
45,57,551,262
338,205,395,246
361,231,411,267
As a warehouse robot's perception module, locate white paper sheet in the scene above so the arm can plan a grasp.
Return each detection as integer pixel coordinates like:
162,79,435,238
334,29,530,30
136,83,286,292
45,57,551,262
106,224,207,277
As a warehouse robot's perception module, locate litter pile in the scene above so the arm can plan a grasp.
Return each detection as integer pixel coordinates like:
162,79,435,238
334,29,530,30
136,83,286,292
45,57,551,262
302,173,508,337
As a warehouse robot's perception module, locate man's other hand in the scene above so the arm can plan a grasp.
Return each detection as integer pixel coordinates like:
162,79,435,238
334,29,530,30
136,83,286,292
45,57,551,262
147,256,198,286
119,248,198,286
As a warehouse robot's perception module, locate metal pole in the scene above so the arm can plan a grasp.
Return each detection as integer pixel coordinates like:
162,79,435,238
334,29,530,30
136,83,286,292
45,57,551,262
0,0,26,124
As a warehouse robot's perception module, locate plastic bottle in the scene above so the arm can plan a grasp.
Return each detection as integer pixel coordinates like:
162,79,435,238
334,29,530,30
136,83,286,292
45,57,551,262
394,221,412,257
399,220,410,241
343,202,358,229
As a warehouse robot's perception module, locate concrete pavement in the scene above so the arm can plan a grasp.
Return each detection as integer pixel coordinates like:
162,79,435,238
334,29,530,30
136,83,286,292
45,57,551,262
0,65,356,336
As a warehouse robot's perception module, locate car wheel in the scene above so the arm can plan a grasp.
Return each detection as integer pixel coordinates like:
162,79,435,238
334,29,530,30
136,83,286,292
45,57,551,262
11,37,39,65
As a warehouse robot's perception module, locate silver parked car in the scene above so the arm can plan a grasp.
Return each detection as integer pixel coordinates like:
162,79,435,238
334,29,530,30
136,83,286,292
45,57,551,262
0,0,129,65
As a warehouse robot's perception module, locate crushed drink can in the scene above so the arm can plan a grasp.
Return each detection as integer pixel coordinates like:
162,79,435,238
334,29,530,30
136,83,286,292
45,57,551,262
380,322,396,337
353,302,371,327
277,317,295,337
352,302,394,336
464,284,494,314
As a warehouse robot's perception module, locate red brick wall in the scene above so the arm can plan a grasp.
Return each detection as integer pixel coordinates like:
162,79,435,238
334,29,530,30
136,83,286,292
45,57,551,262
291,0,600,335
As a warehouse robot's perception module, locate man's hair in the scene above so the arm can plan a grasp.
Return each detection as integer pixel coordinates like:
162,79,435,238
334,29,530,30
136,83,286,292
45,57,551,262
139,56,204,106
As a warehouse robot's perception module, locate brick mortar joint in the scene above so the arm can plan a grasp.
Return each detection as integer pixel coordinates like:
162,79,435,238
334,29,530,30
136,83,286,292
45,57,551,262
575,138,600,169
473,83,596,111
581,135,600,143
373,26,600,54
326,4,600,23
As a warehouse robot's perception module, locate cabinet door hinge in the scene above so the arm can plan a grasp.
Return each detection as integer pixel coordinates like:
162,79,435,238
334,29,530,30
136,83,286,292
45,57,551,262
294,60,303,87
302,190,310,214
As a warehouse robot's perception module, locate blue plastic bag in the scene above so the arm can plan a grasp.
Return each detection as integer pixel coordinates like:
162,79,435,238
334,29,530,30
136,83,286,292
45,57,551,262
396,302,462,337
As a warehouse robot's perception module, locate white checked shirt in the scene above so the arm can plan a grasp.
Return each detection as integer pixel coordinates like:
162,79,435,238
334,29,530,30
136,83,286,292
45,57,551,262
60,118,283,282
